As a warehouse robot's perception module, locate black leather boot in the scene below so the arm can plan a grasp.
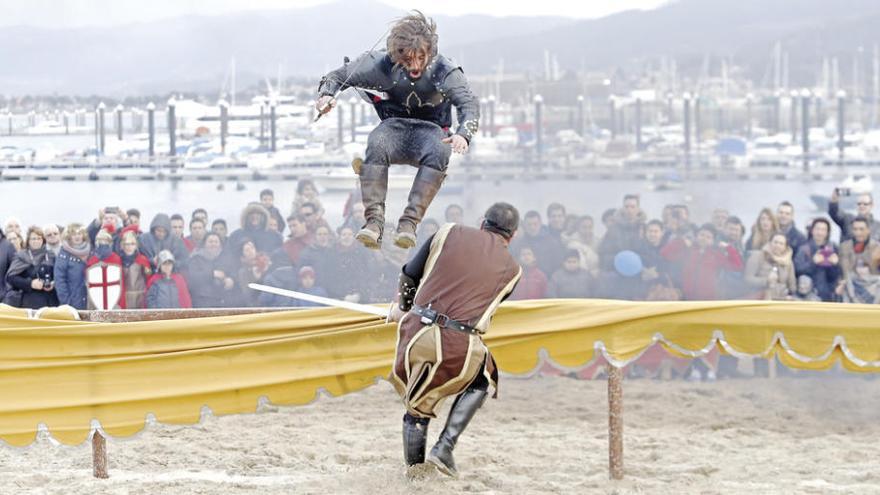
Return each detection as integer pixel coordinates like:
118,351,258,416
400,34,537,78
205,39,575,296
402,414,429,466
356,163,388,249
427,388,487,478
394,167,445,249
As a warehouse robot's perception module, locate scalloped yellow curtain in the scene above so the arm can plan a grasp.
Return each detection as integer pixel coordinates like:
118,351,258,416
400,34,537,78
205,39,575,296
1,299,879,446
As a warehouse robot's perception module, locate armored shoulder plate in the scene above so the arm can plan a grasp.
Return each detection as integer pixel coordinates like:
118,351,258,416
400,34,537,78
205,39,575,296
429,55,462,88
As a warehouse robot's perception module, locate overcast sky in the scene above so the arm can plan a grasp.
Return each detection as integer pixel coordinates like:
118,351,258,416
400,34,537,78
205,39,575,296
1,0,670,28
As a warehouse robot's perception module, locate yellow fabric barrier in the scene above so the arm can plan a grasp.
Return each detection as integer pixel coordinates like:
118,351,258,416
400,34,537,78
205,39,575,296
1,299,879,447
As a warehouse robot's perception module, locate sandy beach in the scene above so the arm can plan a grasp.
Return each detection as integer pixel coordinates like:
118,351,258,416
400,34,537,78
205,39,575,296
1,372,879,494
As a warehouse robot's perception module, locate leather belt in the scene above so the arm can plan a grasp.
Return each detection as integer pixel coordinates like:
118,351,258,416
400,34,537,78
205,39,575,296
411,305,481,335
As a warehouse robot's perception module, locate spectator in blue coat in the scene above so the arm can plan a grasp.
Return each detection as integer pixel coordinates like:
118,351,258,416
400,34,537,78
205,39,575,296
54,223,91,309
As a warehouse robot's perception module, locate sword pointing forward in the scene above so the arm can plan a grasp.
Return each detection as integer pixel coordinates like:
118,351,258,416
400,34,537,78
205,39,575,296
248,283,389,318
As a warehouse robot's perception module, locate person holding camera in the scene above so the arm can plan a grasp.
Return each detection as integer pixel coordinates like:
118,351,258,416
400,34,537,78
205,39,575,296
793,218,842,302
829,188,880,243
4,226,58,309
87,206,126,247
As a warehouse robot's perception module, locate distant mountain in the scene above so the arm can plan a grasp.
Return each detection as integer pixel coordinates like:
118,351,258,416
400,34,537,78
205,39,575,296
446,0,880,86
0,0,572,96
4,0,880,97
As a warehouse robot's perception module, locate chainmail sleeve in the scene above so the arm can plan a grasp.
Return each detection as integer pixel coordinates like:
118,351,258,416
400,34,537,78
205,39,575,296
443,68,480,143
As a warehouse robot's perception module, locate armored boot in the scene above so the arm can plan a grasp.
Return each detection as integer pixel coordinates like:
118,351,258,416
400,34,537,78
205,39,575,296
356,163,389,250
394,167,446,249
402,414,430,466
427,388,487,478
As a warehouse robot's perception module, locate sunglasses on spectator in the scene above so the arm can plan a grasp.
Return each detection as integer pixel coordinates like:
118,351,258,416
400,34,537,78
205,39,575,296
857,202,872,206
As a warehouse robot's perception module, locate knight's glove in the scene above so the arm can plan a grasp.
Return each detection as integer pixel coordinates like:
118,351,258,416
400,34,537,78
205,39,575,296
398,272,418,311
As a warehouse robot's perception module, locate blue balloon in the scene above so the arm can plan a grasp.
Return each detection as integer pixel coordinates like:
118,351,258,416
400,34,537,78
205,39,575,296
613,250,643,277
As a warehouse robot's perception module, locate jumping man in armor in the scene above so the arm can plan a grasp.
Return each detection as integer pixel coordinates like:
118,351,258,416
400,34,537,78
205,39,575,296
315,11,480,249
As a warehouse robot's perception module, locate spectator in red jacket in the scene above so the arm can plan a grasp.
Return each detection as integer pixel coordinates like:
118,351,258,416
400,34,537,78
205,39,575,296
146,250,193,309
510,246,548,300
661,224,743,300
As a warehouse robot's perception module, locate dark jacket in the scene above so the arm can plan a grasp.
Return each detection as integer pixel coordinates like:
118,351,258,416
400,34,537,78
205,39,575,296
227,203,283,255
781,223,807,257
0,233,16,302
328,244,371,298
266,204,286,236
5,247,58,309
510,231,566,281
599,210,647,271
318,50,480,143
146,273,192,309
828,201,880,243
547,268,593,298
53,247,88,309
299,244,336,293
257,267,300,307
184,249,235,308
138,214,189,269
794,240,842,302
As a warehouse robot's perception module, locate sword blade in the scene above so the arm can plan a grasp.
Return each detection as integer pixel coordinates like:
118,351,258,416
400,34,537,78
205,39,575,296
248,283,388,317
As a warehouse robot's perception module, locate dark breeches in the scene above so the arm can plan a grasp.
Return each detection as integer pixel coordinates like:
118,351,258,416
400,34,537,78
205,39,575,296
365,118,451,171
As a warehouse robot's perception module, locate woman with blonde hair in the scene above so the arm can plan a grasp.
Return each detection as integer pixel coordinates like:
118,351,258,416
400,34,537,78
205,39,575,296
5,230,23,252
54,223,91,309
744,232,797,300
119,231,152,308
745,207,779,252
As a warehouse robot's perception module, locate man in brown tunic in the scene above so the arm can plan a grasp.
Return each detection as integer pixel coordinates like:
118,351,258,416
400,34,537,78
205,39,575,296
388,202,521,477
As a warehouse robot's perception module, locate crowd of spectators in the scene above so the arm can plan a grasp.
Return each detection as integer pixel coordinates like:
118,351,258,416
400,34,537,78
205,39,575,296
2,180,878,314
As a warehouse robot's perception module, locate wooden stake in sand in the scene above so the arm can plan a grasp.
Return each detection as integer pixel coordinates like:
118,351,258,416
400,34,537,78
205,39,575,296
92,432,108,479
78,308,294,479
607,364,624,480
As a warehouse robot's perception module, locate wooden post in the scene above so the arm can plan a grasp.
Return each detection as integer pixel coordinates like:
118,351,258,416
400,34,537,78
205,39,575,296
92,431,108,478
607,363,624,480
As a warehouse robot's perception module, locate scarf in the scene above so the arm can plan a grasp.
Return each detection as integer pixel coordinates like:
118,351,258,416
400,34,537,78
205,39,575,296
62,240,91,261
95,244,113,260
120,251,139,268
7,247,50,279
193,247,221,261
762,244,793,267
854,240,867,254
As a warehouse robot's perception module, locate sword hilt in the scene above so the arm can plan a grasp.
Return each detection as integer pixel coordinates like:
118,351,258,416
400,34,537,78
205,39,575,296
313,97,336,123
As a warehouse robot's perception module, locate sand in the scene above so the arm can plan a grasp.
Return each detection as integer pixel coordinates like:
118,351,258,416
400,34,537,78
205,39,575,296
1,372,879,494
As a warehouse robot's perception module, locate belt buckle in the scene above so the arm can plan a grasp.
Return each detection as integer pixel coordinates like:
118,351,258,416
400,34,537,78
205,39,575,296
419,307,437,325
435,313,450,328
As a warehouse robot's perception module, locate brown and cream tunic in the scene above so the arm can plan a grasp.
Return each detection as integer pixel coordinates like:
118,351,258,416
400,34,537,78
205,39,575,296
391,224,521,418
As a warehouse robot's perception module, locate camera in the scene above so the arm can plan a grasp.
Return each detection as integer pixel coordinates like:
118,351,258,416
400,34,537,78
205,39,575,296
37,265,53,287
836,187,852,197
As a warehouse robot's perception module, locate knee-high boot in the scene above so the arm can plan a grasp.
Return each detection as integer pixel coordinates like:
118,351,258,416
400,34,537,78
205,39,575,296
402,414,429,466
356,163,388,249
426,388,487,478
394,166,445,249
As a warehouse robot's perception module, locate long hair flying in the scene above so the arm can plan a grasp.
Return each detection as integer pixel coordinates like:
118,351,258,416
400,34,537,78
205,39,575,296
386,10,438,65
